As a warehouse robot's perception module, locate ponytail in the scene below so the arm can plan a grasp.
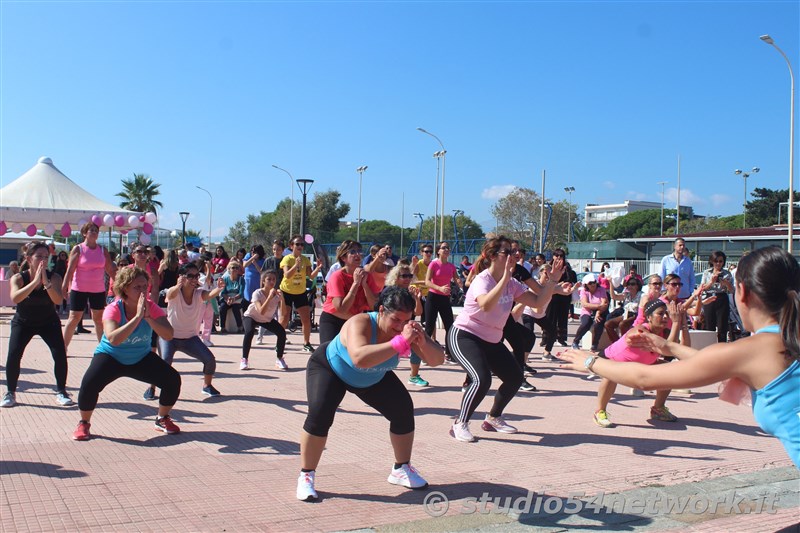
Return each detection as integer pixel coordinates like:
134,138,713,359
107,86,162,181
780,289,800,360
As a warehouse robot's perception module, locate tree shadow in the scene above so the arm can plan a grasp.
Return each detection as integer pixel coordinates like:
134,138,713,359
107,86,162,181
96,401,216,422
101,430,299,455
0,461,87,479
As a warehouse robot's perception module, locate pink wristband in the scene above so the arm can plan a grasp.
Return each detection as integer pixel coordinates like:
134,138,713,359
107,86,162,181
390,335,412,358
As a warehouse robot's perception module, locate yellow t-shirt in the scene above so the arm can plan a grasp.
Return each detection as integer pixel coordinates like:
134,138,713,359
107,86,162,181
280,254,311,295
414,260,430,297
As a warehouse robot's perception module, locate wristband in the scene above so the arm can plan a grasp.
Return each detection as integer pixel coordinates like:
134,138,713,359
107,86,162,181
390,335,412,358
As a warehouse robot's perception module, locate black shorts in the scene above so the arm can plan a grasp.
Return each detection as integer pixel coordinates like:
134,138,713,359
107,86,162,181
69,291,107,311
283,291,310,310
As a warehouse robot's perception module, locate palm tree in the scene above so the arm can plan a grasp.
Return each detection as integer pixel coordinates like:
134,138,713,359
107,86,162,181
116,173,163,214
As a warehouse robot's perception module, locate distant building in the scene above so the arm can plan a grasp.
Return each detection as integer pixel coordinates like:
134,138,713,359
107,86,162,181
584,200,693,229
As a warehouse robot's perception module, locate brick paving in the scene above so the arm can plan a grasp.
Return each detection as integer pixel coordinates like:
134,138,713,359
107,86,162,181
0,311,797,532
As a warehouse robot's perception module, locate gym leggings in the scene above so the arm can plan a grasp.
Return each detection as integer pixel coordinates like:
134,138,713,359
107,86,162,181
242,317,286,359
5,317,67,393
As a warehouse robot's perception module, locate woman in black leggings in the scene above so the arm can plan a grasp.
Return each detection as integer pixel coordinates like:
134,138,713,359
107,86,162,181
2,242,73,408
296,287,445,501
424,241,463,358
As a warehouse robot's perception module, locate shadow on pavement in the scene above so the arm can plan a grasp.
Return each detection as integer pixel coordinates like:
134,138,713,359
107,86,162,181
0,461,87,479
101,430,300,455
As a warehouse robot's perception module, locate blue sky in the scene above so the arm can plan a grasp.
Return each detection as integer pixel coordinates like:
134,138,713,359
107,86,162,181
1,1,798,242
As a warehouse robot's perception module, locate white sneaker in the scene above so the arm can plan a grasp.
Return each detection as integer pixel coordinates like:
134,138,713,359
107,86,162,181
387,463,428,489
257,336,264,345
630,388,645,397
296,471,318,501
450,421,476,442
1,392,16,408
542,352,557,361
275,358,288,370
55,391,75,406
481,415,518,434
203,339,214,347
240,358,249,370
585,373,598,380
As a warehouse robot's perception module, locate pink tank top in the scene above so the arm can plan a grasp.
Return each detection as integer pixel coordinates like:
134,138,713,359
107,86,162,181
71,242,106,293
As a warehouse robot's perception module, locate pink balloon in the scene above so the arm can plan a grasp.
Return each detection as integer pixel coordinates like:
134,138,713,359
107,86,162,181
0,221,6,235
91,215,103,226
26,224,37,237
128,215,140,228
139,234,151,245
304,234,314,244
114,215,125,227
61,223,72,237
139,215,146,222
120,230,129,235
142,222,154,235
103,214,114,227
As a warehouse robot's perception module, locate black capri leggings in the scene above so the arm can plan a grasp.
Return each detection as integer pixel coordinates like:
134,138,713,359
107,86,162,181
303,343,415,437
242,317,286,359
6,317,68,393
318,312,348,345
77,351,181,411
447,325,523,424
424,293,454,340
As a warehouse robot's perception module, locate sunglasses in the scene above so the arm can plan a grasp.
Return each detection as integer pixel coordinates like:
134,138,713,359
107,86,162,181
650,282,663,286
399,273,415,279
440,246,450,250
346,249,363,255
229,266,241,270
667,282,683,287
422,250,433,254
497,249,512,255
134,250,147,255
184,273,200,280
293,242,304,247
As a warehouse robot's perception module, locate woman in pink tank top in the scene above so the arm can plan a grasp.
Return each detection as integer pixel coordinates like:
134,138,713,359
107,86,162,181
61,222,116,350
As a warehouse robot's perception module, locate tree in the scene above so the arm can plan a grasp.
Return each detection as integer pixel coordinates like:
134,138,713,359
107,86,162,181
490,187,577,251
116,173,163,214
307,190,350,238
224,221,249,252
745,187,791,227
571,223,606,242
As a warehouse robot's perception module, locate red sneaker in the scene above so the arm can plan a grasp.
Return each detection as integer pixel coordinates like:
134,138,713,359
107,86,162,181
154,415,180,434
73,420,91,441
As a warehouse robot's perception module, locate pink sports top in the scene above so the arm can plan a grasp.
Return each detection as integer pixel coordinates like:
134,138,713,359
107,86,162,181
71,242,106,293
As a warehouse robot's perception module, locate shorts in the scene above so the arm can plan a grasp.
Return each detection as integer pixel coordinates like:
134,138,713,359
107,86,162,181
69,291,106,311
283,291,310,310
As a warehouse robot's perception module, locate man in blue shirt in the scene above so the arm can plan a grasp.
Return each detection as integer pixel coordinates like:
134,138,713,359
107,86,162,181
660,238,695,299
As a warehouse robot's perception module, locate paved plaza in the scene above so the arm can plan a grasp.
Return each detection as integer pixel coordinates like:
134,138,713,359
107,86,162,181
1,311,798,532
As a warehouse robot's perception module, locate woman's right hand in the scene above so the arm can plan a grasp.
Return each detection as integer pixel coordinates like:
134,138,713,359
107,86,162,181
136,293,148,319
627,326,672,356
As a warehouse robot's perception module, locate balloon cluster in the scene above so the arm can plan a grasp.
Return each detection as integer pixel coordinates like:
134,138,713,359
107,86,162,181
0,212,157,239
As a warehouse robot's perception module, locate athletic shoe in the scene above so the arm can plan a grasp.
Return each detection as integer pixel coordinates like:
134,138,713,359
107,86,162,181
275,358,288,370
650,406,678,422
387,463,428,489
519,380,537,392
154,415,180,434
56,391,75,406
593,409,613,428
630,388,645,397
481,415,518,434
240,358,249,370
408,375,429,387
450,421,476,442
257,334,264,345
143,387,157,401
445,355,459,365
557,340,568,347
201,385,221,397
524,365,538,376
585,373,598,380
73,420,91,441
571,342,580,350
590,345,599,353
1,392,16,408
303,343,314,353
296,471,318,501
203,339,214,347
76,326,91,334
542,352,557,362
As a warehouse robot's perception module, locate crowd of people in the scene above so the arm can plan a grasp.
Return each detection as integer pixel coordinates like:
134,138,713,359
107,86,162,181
2,233,798,500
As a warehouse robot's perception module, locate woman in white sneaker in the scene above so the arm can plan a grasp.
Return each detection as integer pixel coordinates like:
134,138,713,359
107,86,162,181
241,270,287,370
296,287,445,501
446,237,564,442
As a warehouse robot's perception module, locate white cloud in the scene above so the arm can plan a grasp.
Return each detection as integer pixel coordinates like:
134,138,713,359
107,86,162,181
625,190,649,201
481,185,516,200
603,181,615,190
664,187,704,206
710,194,731,207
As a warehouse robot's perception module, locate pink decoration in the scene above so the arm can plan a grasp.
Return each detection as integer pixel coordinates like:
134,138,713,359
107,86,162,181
144,212,157,224
305,234,314,244
45,223,56,235
103,214,114,227
0,221,7,235
128,215,140,228
139,215,145,222
114,215,125,227
26,224,37,237
120,230,128,235
61,223,72,237
139,233,151,245
91,215,103,226
142,222,154,235
11,223,22,233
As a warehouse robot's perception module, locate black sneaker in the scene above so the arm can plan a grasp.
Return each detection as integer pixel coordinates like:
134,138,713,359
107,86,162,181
524,365,538,376
143,387,157,401
520,380,537,392
557,340,568,347
202,385,221,397
303,343,314,353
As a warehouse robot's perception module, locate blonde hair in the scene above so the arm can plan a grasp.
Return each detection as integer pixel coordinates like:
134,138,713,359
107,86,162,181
113,267,149,299
385,259,412,287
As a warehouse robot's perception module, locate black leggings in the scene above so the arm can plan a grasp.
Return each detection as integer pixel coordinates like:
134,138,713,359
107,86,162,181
447,326,523,423
242,317,286,359
303,343,414,437
703,295,730,343
574,314,606,348
424,293,454,341
78,351,181,411
5,317,68,393
219,300,242,329
318,312,347,345
503,316,536,369
523,314,555,352
546,295,571,344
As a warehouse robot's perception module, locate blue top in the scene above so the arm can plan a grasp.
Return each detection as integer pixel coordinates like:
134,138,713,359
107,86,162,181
660,253,695,299
243,253,265,302
326,312,399,388
750,324,800,468
95,299,154,365
220,273,244,301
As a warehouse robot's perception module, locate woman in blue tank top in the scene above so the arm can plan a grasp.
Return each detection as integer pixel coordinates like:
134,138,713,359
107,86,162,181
295,286,446,501
560,246,800,468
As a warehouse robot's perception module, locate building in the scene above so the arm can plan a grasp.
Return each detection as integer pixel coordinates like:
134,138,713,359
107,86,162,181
584,200,693,229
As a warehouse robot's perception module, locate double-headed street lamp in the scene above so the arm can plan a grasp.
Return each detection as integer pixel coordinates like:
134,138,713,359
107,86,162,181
417,127,447,242
179,211,190,247
734,167,760,228
195,186,212,245
760,35,795,253
564,186,575,242
272,164,295,238
356,165,368,241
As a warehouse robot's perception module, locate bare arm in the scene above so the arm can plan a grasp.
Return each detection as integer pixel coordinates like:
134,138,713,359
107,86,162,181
345,315,420,368
61,245,80,294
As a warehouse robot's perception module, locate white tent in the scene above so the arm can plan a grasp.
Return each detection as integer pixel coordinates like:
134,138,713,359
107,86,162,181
0,157,147,231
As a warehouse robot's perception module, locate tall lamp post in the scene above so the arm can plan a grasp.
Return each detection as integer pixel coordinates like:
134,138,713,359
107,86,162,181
564,186,575,242
195,186,212,245
179,211,190,247
657,181,668,236
356,165,368,241
761,35,795,253
417,127,447,242
452,209,463,252
296,179,314,239
734,167,760,228
272,164,295,238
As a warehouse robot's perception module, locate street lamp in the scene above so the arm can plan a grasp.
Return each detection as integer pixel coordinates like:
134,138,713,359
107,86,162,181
272,164,295,238
356,165,368,241
452,209,463,251
417,127,447,242
761,34,795,253
413,212,425,252
564,186,575,242
296,179,314,239
179,211,190,247
195,186,212,245
657,181,668,236
734,167,760,228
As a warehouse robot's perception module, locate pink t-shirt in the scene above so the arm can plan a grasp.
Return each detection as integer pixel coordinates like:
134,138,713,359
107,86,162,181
72,242,106,293
604,324,665,365
428,260,457,296
103,298,165,321
453,269,528,343
633,295,673,329
165,288,206,339
244,288,282,323
322,269,381,317
579,286,608,316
